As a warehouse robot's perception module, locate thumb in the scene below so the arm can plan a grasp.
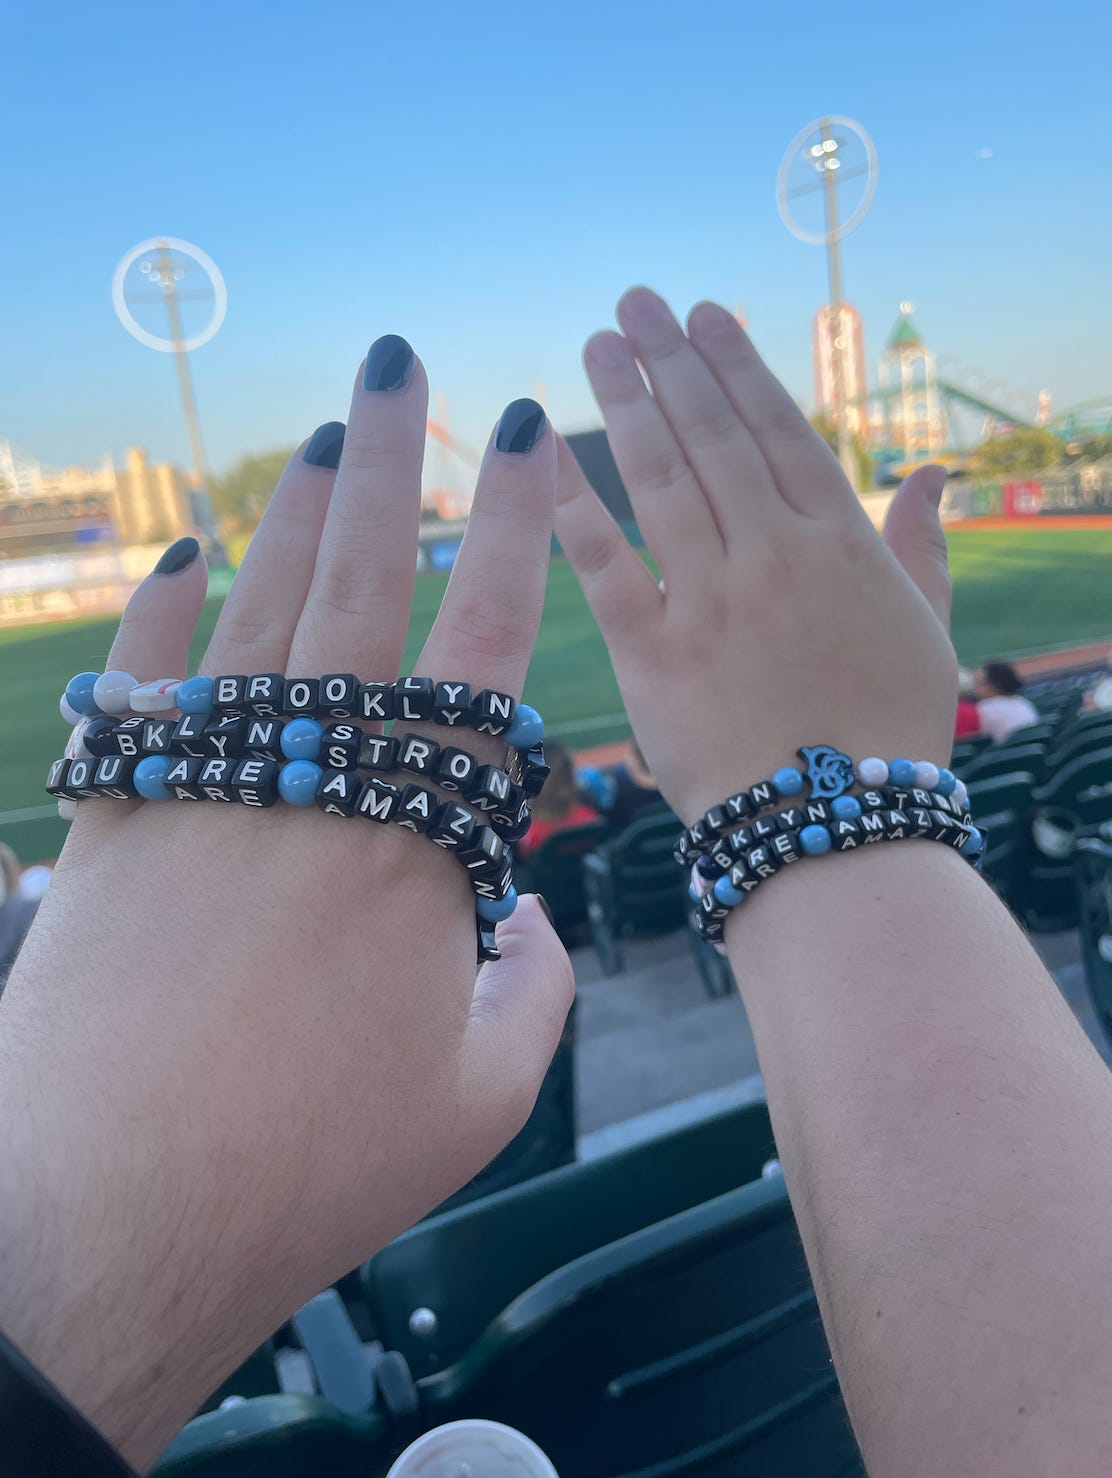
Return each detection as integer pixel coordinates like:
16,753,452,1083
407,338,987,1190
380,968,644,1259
882,464,952,631
464,894,575,1135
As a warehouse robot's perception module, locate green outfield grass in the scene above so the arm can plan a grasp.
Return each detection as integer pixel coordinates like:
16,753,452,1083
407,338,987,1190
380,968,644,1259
3,526,1111,864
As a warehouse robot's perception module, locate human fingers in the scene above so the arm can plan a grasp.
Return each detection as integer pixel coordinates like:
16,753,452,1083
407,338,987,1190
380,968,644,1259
202,427,340,675
687,300,860,519
286,335,428,677
105,537,209,688
615,287,784,545
882,465,952,630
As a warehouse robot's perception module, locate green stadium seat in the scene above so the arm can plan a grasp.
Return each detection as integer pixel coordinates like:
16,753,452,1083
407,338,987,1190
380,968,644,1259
582,803,686,974
962,743,1047,785
1075,834,1112,1053
1046,718,1112,773
1028,745,1112,932
413,1175,863,1477
965,770,1037,819
951,734,993,769
688,912,735,999
153,1395,390,1477
361,1098,777,1381
197,1344,280,1415
512,819,609,937
975,807,1035,918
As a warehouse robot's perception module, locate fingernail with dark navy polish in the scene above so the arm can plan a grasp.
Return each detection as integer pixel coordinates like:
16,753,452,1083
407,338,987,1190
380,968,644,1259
363,334,415,392
496,398,547,455
154,536,200,574
303,421,346,469
534,894,555,928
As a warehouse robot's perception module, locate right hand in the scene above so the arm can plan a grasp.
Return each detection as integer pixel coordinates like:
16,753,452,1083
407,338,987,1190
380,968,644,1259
554,287,958,825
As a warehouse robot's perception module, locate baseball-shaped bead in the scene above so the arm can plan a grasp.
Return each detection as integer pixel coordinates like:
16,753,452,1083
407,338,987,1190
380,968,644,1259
130,679,183,713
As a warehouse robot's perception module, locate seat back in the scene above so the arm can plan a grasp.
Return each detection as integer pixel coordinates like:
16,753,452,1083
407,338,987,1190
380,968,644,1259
1047,719,1112,774
604,804,687,937
1075,835,1112,1053
962,743,1046,784
418,1177,863,1478
363,1098,776,1378
950,733,993,769
1033,745,1112,828
153,1395,388,1477
515,819,609,930
965,770,1037,819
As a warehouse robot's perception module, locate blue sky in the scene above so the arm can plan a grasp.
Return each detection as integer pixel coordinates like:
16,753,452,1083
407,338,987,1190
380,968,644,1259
3,0,1109,482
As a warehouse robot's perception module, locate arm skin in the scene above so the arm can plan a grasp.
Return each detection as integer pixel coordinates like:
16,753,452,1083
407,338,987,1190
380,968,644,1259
731,841,1112,1477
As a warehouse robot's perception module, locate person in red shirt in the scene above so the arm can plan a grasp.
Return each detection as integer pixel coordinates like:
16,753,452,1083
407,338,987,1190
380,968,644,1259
515,740,599,857
954,667,981,739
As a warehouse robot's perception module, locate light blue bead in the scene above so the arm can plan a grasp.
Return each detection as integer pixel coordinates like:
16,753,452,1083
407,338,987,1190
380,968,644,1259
935,767,957,796
278,759,323,806
800,823,833,856
773,766,804,797
831,794,862,821
176,676,215,715
477,886,518,923
714,875,745,907
134,755,173,800
65,671,102,717
688,882,700,903
504,703,544,749
961,825,984,858
280,717,324,761
888,758,916,787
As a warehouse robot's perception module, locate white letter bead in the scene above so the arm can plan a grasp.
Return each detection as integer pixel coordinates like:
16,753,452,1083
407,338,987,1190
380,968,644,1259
914,761,941,791
59,693,82,725
93,670,139,714
857,757,889,786
129,679,183,713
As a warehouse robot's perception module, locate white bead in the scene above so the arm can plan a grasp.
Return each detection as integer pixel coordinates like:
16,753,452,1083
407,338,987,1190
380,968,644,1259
129,678,183,713
914,761,941,791
952,779,969,809
57,797,78,821
857,756,888,786
59,693,81,724
93,670,138,714
64,719,92,760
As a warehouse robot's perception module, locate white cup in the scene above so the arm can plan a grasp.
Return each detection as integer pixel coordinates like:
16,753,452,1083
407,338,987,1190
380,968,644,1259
385,1419,558,1477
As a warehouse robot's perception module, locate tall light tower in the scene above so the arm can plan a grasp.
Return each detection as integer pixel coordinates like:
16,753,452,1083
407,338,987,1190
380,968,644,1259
112,236,226,550
777,117,878,489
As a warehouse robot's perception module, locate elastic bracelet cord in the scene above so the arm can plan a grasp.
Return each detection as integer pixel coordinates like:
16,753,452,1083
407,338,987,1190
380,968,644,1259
0,1329,136,1478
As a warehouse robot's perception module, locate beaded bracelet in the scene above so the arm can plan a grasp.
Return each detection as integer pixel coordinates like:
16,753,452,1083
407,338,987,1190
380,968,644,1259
61,670,546,749
674,745,969,863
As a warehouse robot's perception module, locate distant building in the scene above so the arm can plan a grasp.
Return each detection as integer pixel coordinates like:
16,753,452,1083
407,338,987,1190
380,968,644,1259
813,302,867,437
872,308,946,459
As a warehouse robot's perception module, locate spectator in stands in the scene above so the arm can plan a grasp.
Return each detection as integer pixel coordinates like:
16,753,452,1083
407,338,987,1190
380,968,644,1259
592,736,662,832
954,667,981,739
514,740,599,858
7,298,1112,1478
976,659,1039,741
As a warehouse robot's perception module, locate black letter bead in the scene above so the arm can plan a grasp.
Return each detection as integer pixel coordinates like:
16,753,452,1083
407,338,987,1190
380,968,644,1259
729,862,761,894
928,809,968,848
520,744,550,798
243,673,285,715
858,810,886,842
395,783,437,833
726,825,753,854
437,746,479,793
203,715,247,759
710,844,734,873
429,801,478,850
197,757,237,801
467,764,514,814
688,819,710,850
457,827,507,877
113,716,146,757
316,769,362,817
283,677,320,716
698,892,729,922
769,830,801,865
319,673,358,717
172,713,208,758
358,733,400,773
477,918,501,963
907,807,933,836
859,790,886,812
880,808,912,840
140,718,175,755
244,717,286,762
322,724,360,771
231,757,279,807
433,681,472,727
490,781,527,829
748,780,776,812
358,682,396,723
474,862,514,901
777,806,806,832
802,799,832,824
356,778,401,823
45,758,71,796
213,675,247,711
63,757,99,798
909,788,935,810
394,676,435,722
725,791,755,822
830,818,862,851
164,757,204,799
703,804,729,835
398,732,441,777
93,755,137,799
83,717,120,758
471,688,516,736
751,815,779,842
745,844,781,880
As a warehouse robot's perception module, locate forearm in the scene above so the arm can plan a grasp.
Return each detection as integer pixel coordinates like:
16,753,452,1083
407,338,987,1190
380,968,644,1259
731,842,1112,1477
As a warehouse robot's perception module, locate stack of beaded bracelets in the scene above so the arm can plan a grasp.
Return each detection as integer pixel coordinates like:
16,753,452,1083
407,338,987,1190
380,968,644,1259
48,670,551,964
676,743,985,949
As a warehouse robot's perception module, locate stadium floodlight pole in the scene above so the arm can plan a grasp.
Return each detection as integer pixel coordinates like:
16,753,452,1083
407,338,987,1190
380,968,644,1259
777,116,878,492
112,236,227,547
